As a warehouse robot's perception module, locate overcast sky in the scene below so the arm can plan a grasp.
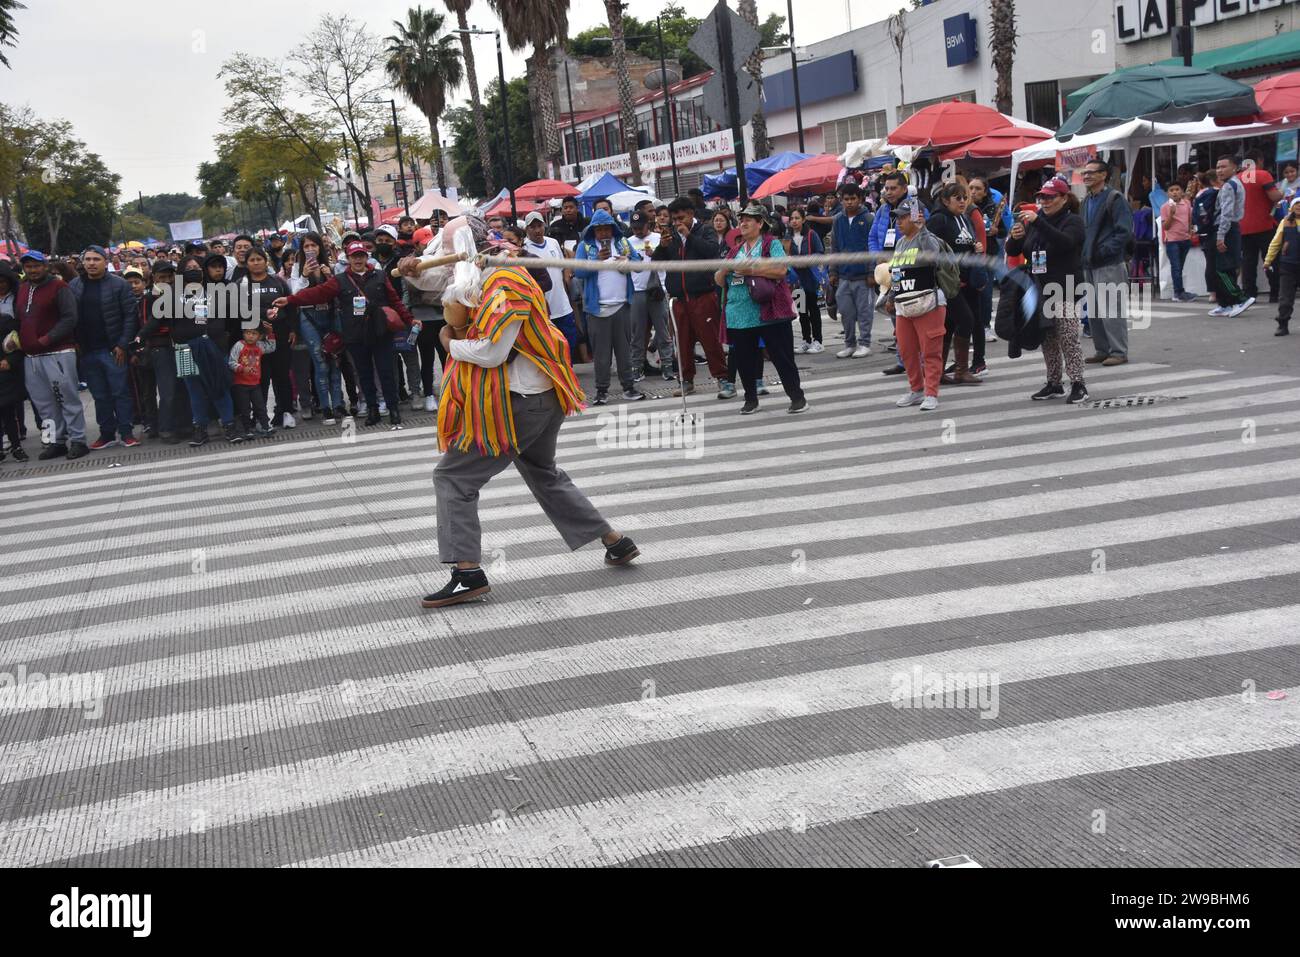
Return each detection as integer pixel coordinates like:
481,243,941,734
3,0,898,200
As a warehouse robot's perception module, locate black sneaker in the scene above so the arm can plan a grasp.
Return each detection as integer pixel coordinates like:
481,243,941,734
389,407,403,427
621,388,645,401
740,399,759,415
1066,382,1090,404
243,428,258,441
881,364,906,376
592,391,608,406
970,360,988,376
10,445,27,462
1276,324,1290,337
421,567,491,608
365,409,382,427
604,535,640,566
38,443,67,461
1030,383,1065,401
224,423,243,443
189,431,210,447
787,397,809,414
66,441,89,460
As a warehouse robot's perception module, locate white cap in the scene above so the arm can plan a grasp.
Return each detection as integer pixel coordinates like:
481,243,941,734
523,211,547,227
376,224,399,240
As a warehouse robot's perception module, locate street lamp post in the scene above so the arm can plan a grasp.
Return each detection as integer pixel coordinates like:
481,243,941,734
656,15,680,197
563,55,582,181
341,134,361,227
389,99,409,216
787,0,806,154
457,27,515,221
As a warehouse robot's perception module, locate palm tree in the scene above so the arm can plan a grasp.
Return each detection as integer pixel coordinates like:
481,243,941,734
603,0,642,186
443,0,496,195
738,0,769,160
990,0,1018,115
386,6,463,195
490,0,569,179
0,0,26,68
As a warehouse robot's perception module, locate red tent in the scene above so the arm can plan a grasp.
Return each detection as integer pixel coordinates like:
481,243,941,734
482,195,544,218
515,179,579,201
751,154,845,199
888,100,1011,148
377,206,407,226
937,126,1053,161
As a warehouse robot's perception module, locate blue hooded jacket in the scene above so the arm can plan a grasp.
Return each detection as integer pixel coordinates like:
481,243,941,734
574,209,642,315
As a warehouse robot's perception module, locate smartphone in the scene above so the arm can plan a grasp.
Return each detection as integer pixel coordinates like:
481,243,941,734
306,251,317,265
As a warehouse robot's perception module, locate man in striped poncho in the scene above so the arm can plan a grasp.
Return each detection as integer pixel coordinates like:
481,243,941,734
423,251,641,608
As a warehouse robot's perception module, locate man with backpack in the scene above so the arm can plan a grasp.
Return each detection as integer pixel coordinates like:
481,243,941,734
1080,160,1134,366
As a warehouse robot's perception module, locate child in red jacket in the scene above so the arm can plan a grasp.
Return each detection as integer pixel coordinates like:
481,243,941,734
228,323,276,439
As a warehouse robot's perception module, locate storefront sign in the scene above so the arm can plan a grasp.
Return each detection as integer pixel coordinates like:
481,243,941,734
943,14,978,67
561,129,734,182
1115,0,1280,43
1277,130,1298,165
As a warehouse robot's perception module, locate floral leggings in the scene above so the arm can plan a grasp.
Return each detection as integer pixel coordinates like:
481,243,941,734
1043,299,1085,386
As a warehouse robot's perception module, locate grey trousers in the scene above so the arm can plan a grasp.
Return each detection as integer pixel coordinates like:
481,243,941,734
1084,262,1130,358
395,350,421,396
835,277,875,347
629,290,675,369
25,350,87,444
434,390,612,564
587,303,634,393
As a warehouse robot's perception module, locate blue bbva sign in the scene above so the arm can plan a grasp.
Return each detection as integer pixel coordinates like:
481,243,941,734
943,13,978,67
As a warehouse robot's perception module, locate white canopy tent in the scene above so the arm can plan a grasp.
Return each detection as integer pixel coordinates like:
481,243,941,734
1011,116,1295,299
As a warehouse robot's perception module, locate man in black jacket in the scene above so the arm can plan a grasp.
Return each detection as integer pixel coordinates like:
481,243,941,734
651,196,727,396
69,246,140,448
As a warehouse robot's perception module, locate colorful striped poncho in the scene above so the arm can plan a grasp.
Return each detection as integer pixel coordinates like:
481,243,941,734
437,266,585,455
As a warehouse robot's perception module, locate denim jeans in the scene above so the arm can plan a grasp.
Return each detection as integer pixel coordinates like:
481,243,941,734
181,335,235,428
347,339,399,409
1165,239,1191,297
299,310,344,410
79,348,136,440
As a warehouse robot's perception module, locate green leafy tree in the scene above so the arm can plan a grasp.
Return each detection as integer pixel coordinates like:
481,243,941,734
386,6,462,195
447,76,535,199
0,0,25,69
20,142,119,253
490,0,570,177
443,0,495,195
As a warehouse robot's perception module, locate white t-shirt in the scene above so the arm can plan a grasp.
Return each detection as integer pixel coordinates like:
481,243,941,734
524,235,571,319
626,232,661,292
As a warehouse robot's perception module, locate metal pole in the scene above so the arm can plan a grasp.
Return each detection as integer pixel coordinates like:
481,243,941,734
341,134,360,227
787,0,806,154
390,98,409,215
564,56,583,180
1181,0,1194,67
716,3,750,204
657,15,680,197
497,30,517,222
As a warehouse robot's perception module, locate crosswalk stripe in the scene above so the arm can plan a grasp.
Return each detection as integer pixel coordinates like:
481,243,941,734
0,362,1198,508
291,689,1299,867
7,374,1291,535
7,447,1300,598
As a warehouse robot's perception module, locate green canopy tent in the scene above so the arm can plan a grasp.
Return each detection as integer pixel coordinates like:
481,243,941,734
1057,64,1259,139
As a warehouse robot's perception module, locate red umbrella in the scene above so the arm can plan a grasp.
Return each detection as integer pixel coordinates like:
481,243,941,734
751,154,845,199
514,179,579,201
1217,71,1300,125
482,195,543,218
937,126,1053,161
888,100,1012,148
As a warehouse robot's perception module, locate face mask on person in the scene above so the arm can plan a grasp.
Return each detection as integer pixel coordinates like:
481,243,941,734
375,242,394,260
183,269,202,284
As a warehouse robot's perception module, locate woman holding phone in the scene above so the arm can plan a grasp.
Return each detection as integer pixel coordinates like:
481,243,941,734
286,232,347,424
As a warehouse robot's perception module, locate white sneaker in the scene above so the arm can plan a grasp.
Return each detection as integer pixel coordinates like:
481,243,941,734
282,412,296,429
851,345,870,358
378,400,388,415
1208,306,1230,316
919,395,939,412
795,341,810,354
807,340,824,354
895,390,925,407
835,346,855,358
1229,297,1255,317
357,400,369,416
424,395,437,412
300,406,313,421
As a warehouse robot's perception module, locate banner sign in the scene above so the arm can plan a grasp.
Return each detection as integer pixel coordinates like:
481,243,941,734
168,220,205,241
1056,144,1098,169
561,129,735,182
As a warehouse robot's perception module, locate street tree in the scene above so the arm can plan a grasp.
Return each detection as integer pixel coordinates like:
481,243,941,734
0,0,24,68
443,0,496,195
603,0,643,185
991,0,1018,115
489,0,569,178
386,6,462,195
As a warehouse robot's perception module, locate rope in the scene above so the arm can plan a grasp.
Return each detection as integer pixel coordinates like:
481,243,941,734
471,249,1017,274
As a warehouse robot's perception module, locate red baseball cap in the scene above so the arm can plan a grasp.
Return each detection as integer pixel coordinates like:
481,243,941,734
1036,178,1071,199
345,240,368,256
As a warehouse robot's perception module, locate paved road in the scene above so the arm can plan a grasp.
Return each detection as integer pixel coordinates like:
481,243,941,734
1,297,1297,867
